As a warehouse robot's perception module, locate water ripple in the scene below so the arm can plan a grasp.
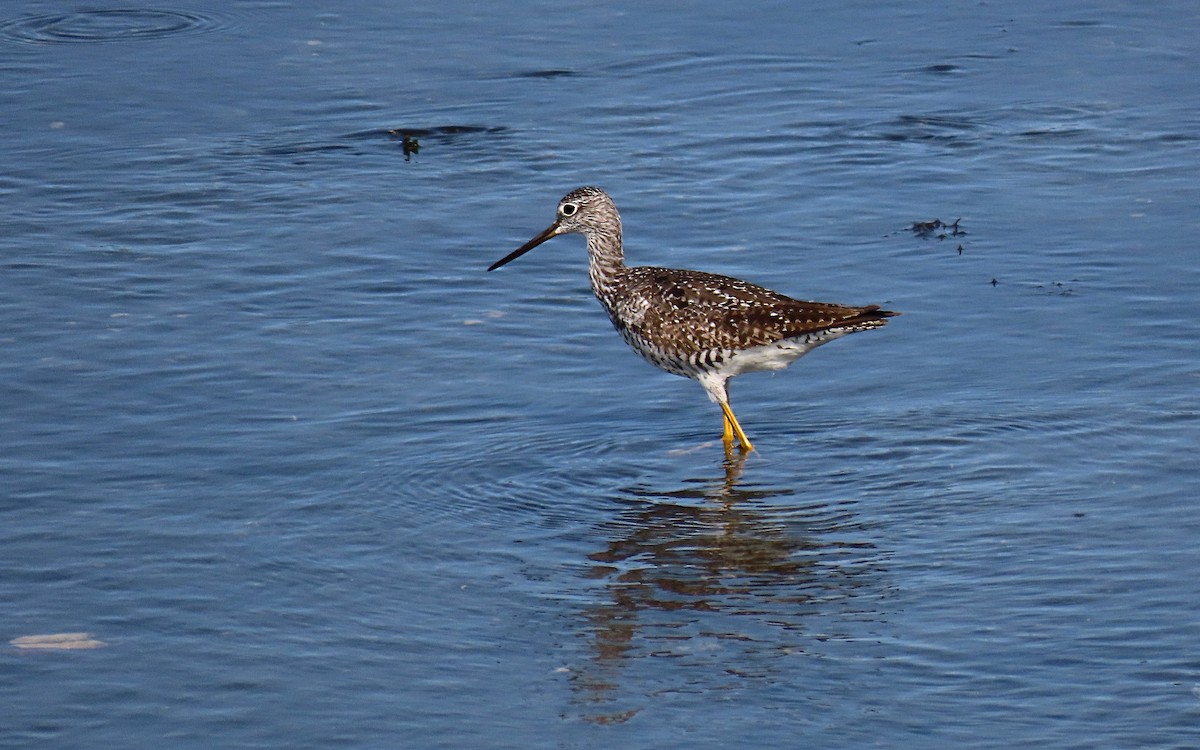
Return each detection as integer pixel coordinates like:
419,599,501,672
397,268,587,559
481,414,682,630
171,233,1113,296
0,9,228,45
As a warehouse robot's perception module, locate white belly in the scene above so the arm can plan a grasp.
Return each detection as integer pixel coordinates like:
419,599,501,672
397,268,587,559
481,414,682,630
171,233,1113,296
723,330,848,377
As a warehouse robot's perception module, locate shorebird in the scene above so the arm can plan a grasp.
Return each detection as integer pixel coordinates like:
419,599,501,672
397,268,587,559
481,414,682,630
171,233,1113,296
488,187,897,452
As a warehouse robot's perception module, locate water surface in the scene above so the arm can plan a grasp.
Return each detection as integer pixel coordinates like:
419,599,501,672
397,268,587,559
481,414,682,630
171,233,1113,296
2,1,1198,748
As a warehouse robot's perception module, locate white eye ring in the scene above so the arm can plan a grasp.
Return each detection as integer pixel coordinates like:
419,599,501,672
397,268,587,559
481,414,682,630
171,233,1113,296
560,203,578,217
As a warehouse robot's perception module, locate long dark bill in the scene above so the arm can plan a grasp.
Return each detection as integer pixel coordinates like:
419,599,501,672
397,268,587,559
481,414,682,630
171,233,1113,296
487,222,560,272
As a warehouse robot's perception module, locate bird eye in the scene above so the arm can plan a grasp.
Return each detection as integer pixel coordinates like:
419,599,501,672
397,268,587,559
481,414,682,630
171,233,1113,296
560,203,577,217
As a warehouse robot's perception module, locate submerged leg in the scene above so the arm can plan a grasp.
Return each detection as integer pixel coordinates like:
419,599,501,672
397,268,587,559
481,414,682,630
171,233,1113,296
700,375,755,453
718,400,754,453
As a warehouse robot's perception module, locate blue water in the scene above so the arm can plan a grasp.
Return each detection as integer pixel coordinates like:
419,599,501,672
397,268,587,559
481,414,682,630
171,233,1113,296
2,1,1198,748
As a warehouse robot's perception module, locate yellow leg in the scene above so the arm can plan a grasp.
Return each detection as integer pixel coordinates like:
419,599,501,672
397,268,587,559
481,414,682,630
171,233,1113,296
718,400,754,453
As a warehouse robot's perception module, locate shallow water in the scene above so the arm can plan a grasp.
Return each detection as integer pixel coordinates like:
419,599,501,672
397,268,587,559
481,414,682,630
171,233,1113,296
2,1,1199,748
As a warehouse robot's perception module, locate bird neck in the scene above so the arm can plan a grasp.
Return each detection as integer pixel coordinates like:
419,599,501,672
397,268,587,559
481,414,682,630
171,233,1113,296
585,226,626,296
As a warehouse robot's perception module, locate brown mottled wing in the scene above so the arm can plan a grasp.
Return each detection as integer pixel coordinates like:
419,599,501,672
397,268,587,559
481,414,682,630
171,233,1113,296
622,266,895,355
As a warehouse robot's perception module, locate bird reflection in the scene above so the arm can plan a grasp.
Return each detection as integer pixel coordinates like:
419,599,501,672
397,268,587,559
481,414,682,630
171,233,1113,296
568,456,886,724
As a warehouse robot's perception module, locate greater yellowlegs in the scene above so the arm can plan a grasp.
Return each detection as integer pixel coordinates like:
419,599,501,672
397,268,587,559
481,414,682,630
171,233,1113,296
488,187,897,452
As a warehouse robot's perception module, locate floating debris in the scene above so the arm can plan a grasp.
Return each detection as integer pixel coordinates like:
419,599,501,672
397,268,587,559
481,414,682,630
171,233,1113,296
1033,280,1077,296
887,217,970,255
908,217,966,240
387,130,420,160
515,69,577,79
11,632,106,650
